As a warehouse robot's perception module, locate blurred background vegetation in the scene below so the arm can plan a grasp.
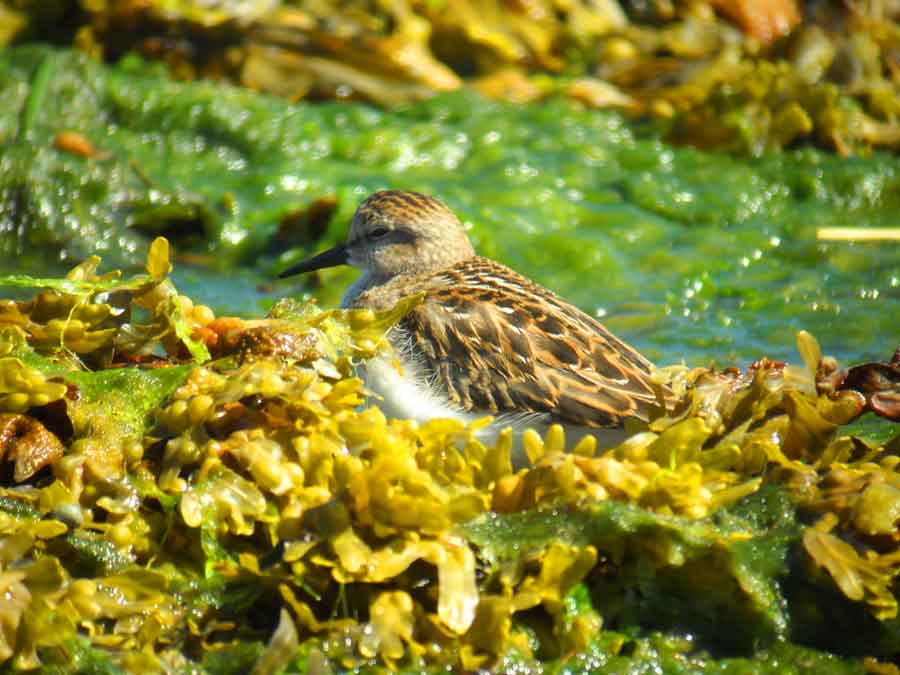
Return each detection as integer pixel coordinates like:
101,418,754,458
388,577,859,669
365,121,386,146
2,0,900,155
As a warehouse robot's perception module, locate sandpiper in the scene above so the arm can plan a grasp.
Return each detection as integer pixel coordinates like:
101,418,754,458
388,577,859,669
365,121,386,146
280,190,667,450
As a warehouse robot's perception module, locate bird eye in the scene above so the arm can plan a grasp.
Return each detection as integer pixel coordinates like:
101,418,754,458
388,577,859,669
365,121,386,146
369,227,390,239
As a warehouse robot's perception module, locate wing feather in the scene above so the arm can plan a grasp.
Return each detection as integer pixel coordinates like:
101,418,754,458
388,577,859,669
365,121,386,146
399,257,664,427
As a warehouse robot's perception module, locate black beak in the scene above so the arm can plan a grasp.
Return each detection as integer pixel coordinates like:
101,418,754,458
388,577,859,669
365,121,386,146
278,243,349,278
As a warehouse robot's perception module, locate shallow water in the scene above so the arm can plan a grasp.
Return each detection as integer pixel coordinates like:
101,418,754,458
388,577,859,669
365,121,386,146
189,95,900,368
2,47,898,368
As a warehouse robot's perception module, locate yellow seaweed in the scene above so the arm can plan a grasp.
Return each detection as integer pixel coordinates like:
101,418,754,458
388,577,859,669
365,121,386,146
0,239,898,669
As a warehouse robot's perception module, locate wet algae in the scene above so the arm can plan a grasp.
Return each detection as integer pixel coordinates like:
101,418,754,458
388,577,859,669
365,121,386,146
6,0,900,156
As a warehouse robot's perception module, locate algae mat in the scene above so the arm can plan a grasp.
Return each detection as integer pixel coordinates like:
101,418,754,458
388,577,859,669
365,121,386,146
1,45,898,370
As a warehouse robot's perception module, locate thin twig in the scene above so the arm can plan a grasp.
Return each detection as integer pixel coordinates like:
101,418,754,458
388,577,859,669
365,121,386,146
816,228,900,241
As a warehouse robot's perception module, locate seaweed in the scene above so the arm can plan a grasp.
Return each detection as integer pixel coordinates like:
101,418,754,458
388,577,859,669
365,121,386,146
4,1,900,153
0,242,898,671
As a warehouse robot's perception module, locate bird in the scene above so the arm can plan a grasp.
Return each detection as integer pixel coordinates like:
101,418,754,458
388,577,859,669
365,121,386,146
279,189,668,453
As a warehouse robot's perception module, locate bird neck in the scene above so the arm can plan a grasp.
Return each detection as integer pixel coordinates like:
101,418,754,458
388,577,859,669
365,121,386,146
341,270,378,308
342,268,426,310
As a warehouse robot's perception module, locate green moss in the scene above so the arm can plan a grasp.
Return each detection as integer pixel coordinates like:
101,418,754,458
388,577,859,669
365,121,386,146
63,365,195,440
0,494,40,519
38,637,126,675
49,531,136,577
201,642,266,675
554,636,868,675
461,494,794,654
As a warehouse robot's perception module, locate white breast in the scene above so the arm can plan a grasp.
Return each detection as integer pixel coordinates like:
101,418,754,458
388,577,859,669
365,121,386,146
359,345,476,427
356,329,630,464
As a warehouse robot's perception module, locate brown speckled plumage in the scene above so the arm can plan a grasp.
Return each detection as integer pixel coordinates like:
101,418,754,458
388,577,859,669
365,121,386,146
354,255,660,426
282,189,667,431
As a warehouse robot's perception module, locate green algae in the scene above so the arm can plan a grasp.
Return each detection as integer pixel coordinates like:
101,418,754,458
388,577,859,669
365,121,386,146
552,636,869,675
462,488,798,653
1,45,898,372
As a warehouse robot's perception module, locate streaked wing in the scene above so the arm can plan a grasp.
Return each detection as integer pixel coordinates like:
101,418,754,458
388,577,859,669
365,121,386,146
399,257,663,427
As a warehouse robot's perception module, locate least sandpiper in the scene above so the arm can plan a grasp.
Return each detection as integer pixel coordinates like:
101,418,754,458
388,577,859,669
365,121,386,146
280,190,666,449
